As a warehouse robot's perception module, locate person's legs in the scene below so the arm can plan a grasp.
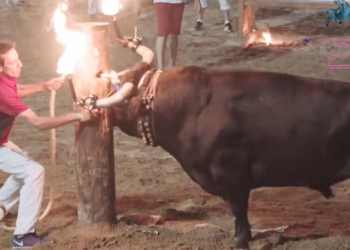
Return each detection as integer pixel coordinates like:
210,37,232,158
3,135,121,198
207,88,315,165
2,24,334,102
134,0,141,16
0,146,45,248
168,3,185,68
155,3,171,69
87,0,98,15
0,175,22,218
195,0,207,30
217,0,232,32
133,0,147,19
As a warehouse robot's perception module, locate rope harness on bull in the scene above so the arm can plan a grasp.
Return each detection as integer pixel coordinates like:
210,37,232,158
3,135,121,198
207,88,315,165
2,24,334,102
137,69,160,147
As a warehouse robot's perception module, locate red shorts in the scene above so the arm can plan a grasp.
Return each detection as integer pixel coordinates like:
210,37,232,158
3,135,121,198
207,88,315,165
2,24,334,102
155,3,185,37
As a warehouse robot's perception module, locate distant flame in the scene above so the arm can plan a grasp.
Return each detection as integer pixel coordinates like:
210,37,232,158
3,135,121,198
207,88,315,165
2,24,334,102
262,32,272,46
53,3,87,75
100,0,123,16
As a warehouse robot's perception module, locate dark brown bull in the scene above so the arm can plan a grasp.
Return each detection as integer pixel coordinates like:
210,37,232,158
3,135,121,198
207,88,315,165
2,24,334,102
111,65,350,249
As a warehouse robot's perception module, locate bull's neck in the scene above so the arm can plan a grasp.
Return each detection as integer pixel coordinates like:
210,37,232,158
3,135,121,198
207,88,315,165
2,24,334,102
152,85,185,159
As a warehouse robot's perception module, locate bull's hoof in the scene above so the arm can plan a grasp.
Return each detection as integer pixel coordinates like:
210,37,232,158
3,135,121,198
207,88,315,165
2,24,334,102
250,239,273,250
236,240,250,250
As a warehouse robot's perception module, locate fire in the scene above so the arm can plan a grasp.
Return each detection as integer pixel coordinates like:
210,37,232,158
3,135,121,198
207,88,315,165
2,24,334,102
100,0,123,16
53,3,87,75
262,32,272,46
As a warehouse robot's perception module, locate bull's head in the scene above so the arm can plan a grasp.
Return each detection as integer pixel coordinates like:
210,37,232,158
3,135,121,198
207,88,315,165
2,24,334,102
110,96,141,138
109,61,154,138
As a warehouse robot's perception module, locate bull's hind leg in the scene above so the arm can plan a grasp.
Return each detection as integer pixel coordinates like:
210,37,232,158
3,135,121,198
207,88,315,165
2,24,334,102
211,149,252,249
227,188,252,249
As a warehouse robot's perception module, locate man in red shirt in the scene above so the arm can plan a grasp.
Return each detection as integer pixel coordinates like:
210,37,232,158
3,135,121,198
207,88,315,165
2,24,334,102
0,40,93,248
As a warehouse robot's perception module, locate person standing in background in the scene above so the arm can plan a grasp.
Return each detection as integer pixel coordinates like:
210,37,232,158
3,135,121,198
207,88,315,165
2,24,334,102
87,0,101,19
134,0,148,19
194,0,232,32
154,0,185,69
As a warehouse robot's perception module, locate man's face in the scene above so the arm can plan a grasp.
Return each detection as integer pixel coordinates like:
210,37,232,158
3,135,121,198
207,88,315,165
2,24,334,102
0,48,22,78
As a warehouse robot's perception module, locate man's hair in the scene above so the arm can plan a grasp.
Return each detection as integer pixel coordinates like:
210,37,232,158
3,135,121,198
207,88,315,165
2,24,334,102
0,40,16,66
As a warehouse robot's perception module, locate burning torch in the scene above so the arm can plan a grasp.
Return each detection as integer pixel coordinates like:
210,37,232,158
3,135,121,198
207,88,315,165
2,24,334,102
52,2,97,109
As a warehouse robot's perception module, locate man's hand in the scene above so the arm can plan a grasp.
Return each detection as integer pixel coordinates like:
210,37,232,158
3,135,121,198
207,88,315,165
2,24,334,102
77,109,98,122
44,77,64,90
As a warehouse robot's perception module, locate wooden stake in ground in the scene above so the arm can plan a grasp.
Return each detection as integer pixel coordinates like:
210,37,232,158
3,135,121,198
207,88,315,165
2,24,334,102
68,22,116,224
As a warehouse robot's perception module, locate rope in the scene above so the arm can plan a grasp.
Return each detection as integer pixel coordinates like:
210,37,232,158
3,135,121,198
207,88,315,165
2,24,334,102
0,89,57,230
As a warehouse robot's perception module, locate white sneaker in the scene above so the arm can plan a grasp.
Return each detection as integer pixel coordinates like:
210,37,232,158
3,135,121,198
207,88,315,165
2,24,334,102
6,0,18,6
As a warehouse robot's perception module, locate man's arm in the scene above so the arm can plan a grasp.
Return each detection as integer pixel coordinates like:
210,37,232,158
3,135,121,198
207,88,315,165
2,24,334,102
17,82,46,98
17,109,85,131
17,77,64,98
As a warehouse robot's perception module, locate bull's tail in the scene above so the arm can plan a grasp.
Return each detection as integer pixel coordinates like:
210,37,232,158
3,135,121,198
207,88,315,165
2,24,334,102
334,166,350,184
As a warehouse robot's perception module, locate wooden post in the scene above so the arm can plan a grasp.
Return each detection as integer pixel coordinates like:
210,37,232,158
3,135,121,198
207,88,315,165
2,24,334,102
238,0,256,37
238,0,245,37
69,22,116,224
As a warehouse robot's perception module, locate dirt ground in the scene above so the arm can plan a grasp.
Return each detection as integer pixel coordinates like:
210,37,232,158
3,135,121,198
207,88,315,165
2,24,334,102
1,0,350,249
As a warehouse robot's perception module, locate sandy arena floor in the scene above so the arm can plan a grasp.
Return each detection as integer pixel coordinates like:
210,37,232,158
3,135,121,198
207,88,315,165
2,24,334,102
1,0,350,249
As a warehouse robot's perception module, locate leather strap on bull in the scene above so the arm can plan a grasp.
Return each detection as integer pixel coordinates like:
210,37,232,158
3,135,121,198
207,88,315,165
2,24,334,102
138,69,162,147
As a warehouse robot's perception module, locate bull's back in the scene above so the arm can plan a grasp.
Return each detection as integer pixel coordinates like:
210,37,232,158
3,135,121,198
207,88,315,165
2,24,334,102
206,69,350,186
158,67,350,187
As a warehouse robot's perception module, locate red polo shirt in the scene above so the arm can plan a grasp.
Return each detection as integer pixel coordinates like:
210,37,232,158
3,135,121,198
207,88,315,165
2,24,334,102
0,74,28,145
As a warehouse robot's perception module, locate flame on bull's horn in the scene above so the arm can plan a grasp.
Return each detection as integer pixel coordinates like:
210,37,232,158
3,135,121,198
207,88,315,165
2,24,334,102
100,0,123,16
53,3,87,75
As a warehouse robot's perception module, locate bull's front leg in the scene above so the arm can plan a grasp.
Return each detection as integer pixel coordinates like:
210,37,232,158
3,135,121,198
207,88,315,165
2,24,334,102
210,149,252,249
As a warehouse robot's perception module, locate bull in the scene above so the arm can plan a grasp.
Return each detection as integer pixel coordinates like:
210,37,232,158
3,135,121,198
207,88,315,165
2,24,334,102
103,65,350,249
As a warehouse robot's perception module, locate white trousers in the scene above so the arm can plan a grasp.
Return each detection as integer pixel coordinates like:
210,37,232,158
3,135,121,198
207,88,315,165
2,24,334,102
0,146,45,235
199,0,230,10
